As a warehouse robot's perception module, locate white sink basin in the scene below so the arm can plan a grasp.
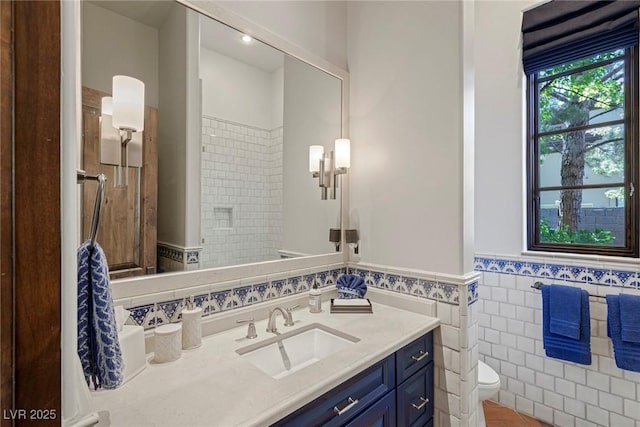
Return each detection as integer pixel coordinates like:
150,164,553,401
236,323,359,379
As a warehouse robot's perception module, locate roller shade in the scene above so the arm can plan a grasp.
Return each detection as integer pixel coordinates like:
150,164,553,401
522,0,640,74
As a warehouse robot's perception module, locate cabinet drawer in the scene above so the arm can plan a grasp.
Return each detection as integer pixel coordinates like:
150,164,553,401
396,364,434,427
395,332,433,385
272,355,395,427
344,390,396,427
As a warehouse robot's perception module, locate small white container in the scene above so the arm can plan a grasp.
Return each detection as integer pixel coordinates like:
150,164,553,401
181,297,202,350
118,325,146,383
153,323,182,363
309,283,322,313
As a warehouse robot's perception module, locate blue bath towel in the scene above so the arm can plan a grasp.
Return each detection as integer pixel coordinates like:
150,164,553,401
607,295,640,372
336,274,367,299
549,284,582,339
77,240,123,390
541,284,591,365
619,294,640,343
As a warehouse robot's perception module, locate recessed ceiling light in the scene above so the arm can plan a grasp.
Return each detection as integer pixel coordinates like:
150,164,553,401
241,34,252,44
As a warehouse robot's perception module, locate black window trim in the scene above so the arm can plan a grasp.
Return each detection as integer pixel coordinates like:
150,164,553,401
526,46,640,258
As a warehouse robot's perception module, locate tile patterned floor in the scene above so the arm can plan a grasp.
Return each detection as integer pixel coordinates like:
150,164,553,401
483,400,553,427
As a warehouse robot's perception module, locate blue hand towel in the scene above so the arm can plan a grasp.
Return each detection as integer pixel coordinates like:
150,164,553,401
619,294,640,343
77,240,124,390
549,284,582,339
336,274,367,299
607,295,640,372
541,284,591,365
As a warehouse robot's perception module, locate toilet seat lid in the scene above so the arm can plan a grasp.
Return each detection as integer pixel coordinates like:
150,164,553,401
478,360,500,385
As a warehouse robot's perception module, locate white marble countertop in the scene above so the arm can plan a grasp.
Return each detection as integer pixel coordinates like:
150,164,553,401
91,289,439,427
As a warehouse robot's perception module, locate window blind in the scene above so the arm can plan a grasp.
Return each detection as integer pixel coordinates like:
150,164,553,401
522,0,640,74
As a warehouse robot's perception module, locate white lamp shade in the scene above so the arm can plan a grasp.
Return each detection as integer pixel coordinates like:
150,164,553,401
335,138,350,169
101,97,113,116
309,145,324,172
112,75,145,132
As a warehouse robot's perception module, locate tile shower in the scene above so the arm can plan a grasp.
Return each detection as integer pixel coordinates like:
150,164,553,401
200,116,283,269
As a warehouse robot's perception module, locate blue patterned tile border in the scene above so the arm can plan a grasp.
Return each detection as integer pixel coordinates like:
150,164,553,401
349,267,469,306
158,244,183,263
126,267,345,330
474,256,639,289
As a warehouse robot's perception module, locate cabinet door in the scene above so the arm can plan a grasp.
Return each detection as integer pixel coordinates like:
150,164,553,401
397,364,434,427
345,390,396,427
272,355,395,427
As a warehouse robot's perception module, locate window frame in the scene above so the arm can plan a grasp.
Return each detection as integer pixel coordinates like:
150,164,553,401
526,46,640,258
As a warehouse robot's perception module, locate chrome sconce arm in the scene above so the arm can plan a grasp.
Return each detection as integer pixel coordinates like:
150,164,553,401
309,139,350,200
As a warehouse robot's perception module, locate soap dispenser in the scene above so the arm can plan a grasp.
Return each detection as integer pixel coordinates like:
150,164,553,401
309,282,322,313
181,296,202,349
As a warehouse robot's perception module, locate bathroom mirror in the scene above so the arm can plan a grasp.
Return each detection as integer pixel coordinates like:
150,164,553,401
80,0,345,279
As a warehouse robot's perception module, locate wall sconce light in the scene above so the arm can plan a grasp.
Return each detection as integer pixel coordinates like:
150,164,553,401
345,229,359,254
309,138,350,200
99,75,145,187
329,228,341,251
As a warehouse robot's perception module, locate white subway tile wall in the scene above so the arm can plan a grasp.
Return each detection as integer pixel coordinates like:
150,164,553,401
200,116,283,269
475,254,640,427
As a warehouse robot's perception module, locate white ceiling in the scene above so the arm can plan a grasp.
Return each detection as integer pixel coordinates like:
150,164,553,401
88,0,284,73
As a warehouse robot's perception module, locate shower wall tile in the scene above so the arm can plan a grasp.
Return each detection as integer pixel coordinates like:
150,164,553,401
200,116,283,269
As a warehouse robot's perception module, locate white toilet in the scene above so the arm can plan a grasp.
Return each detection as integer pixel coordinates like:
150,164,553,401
478,360,501,427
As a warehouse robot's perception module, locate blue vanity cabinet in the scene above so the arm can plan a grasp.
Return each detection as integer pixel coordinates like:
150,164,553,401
272,355,395,427
396,333,434,427
396,365,434,427
272,331,434,427
344,390,396,427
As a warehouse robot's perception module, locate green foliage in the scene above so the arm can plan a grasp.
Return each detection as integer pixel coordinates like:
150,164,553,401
539,219,615,245
537,50,626,176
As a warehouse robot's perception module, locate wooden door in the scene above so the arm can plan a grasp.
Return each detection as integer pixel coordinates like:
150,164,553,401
81,86,157,279
2,1,61,423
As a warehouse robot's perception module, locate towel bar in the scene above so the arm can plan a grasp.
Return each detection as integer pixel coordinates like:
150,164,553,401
77,169,107,249
531,281,606,300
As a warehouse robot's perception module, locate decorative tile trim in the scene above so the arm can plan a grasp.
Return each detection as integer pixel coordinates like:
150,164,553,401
474,255,640,288
348,264,477,306
157,242,202,271
124,267,344,330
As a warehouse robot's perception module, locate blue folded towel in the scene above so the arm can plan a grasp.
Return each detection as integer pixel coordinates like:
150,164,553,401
607,295,640,372
78,240,124,390
336,274,367,299
541,284,591,365
549,284,582,339
619,294,640,343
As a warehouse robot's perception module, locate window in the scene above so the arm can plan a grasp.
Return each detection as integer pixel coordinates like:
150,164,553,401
526,48,639,256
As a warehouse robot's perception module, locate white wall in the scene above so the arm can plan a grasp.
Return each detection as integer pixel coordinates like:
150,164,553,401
81,2,159,107
282,56,341,256
200,48,283,130
475,0,536,255
157,3,190,247
347,1,469,276
216,1,347,70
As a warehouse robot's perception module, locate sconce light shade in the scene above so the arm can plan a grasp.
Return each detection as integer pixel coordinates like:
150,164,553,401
309,145,324,173
345,229,359,244
101,96,113,116
112,75,145,132
335,138,350,169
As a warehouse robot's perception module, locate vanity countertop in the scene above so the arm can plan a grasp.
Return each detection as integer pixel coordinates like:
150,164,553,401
91,293,439,427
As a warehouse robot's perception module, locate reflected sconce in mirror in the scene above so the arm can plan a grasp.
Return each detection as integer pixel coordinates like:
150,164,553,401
100,75,145,187
345,229,359,254
329,228,341,251
309,138,350,200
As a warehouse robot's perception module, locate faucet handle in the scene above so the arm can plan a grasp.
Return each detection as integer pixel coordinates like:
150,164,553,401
284,305,300,327
236,318,257,339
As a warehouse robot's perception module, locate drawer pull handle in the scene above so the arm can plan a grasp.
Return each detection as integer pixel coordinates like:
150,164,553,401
412,397,429,411
411,350,429,362
334,397,359,416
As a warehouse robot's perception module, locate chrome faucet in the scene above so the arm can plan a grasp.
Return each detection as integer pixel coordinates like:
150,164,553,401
266,305,298,334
